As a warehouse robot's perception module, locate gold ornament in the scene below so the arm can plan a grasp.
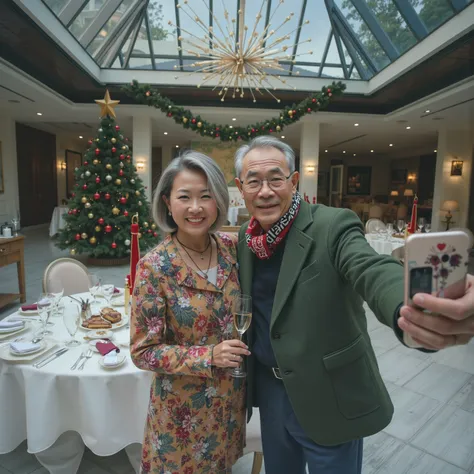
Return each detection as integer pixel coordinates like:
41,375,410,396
111,138,116,144
89,236,97,245
106,164,112,170
135,190,140,196
81,197,87,203
112,207,120,215
197,121,202,128
70,249,76,255
126,193,129,198
143,222,149,228
95,225,102,232
81,233,88,239
138,232,142,238
122,145,127,151
88,213,94,219
151,223,156,230
288,110,293,116
183,117,188,124
115,179,122,185
276,125,281,132
85,202,91,208
93,159,99,165
95,89,120,119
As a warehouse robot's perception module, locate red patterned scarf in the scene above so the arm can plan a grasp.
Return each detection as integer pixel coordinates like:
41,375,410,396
245,192,301,259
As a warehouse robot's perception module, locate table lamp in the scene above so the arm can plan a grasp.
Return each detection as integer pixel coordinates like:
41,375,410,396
441,200,459,230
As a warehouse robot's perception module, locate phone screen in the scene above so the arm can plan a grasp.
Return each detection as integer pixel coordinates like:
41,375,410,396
409,266,433,299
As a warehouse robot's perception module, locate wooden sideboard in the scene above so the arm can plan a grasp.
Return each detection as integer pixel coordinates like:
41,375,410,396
0,235,26,309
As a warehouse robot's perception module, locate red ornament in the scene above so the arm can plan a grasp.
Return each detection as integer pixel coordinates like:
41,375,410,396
98,218,105,225
307,108,312,112
167,112,172,117
269,129,273,133
148,229,152,234
127,155,131,160
95,148,100,156
312,98,316,103
252,128,255,133
105,193,111,200
153,232,158,237
215,133,219,138
145,91,151,97
124,211,129,217
111,242,117,249
111,147,116,153
84,161,88,166
120,197,127,204
68,210,72,215
119,169,124,176
82,184,87,190
119,154,125,160
71,193,75,197
105,225,112,233
95,177,100,184
94,192,100,200
88,140,93,146
72,209,77,215
75,234,81,241
191,118,196,124
216,128,220,131
327,88,331,93
115,125,120,130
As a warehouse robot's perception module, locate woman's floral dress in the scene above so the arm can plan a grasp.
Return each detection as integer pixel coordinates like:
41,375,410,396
131,232,245,474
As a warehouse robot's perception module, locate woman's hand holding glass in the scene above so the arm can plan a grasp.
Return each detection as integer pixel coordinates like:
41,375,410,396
213,340,250,368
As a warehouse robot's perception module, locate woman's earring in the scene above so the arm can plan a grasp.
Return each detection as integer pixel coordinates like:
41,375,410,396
168,211,172,216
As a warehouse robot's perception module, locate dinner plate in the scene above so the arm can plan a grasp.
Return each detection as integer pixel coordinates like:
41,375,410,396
0,325,27,340
18,308,39,316
80,314,128,332
10,340,46,356
96,288,124,298
0,323,25,334
0,339,57,362
83,329,114,340
98,354,126,369
111,297,125,307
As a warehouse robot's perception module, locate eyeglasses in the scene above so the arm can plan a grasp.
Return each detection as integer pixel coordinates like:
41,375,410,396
239,173,294,193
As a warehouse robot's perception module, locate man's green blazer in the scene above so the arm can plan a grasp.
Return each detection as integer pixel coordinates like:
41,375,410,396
237,201,405,446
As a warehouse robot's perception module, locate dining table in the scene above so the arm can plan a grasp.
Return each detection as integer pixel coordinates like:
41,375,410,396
0,291,152,474
365,233,405,256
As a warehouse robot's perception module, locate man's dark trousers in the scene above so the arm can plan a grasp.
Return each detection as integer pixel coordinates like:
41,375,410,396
255,362,363,474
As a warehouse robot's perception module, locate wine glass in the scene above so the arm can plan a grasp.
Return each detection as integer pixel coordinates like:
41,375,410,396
63,303,81,346
51,287,64,317
425,223,431,233
417,217,426,233
397,219,406,234
231,294,252,378
88,273,102,304
37,293,54,336
386,223,394,238
101,284,115,308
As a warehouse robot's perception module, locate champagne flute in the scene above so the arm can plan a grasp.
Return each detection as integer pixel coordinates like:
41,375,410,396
386,223,394,238
101,284,115,308
37,293,54,337
418,217,426,233
425,223,431,233
63,303,81,346
88,273,101,304
397,219,405,234
231,294,252,378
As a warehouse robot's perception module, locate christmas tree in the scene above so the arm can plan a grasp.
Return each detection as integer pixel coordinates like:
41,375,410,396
56,90,158,260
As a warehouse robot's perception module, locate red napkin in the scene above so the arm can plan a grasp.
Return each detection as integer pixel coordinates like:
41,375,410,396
114,287,120,294
95,341,120,356
21,304,38,311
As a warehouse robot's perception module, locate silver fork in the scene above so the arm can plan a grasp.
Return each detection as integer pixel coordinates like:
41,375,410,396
71,351,86,370
78,349,93,370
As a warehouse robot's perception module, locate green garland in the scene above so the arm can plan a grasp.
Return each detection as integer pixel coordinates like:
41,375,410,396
122,80,346,142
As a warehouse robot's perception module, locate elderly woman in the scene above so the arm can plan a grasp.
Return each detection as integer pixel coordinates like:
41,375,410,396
131,151,249,474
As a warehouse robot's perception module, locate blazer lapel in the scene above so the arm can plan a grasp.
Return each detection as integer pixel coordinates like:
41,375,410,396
270,201,314,329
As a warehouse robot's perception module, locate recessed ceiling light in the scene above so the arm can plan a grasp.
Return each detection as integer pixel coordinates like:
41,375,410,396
176,145,179,148
434,149,437,152
425,109,430,113
37,112,42,116
324,149,328,153
389,144,393,147
229,125,233,129
79,135,83,139
406,126,411,130
343,151,346,154
354,123,359,127
163,132,168,135
281,135,285,139
353,153,356,156
232,118,237,121
370,149,374,153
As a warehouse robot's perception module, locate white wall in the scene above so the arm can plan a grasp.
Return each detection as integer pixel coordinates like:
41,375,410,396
0,115,19,223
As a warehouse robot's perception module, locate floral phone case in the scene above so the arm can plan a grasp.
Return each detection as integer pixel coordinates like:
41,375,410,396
403,230,470,348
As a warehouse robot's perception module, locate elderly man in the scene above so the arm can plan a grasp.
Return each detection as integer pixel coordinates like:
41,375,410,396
234,136,474,474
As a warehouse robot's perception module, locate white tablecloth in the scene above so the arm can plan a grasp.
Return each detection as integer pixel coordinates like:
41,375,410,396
0,292,152,473
227,206,247,226
49,206,69,237
366,234,404,255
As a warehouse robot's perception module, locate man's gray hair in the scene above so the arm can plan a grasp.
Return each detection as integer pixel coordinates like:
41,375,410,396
152,150,229,234
234,136,296,178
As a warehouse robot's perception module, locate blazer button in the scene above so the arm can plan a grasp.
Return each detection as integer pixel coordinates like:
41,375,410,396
273,333,281,339
284,370,292,375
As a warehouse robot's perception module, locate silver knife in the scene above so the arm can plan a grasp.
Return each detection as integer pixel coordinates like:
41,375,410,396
34,348,68,369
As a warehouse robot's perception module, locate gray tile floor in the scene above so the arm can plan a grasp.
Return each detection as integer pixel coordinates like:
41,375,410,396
1,226,474,474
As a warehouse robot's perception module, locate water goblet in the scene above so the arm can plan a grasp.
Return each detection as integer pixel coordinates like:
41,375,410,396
63,303,81,347
417,217,426,233
88,273,101,304
101,284,115,308
37,293,54,337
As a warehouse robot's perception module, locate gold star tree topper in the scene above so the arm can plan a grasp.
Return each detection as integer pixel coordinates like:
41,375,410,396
95,89,120,118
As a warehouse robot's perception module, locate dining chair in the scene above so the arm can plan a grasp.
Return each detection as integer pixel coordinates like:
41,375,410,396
365,218,386,234
244,407,264,474
43,257,91,296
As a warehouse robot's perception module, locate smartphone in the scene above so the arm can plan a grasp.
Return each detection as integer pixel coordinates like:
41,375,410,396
403,230,470,348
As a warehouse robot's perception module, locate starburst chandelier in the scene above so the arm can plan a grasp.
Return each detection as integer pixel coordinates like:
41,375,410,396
170,0,312,103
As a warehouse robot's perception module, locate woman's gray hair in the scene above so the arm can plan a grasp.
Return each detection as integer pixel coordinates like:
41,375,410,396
234,136,296,178
152,150,229,234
